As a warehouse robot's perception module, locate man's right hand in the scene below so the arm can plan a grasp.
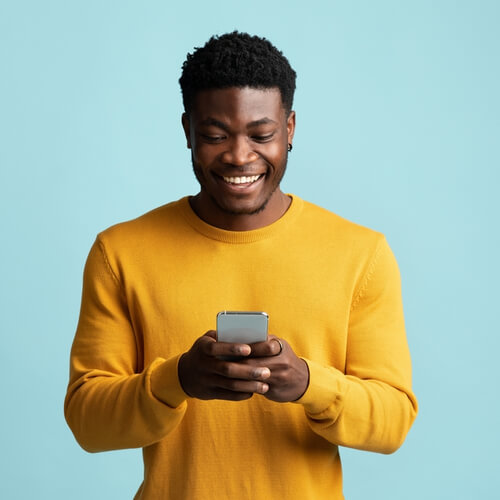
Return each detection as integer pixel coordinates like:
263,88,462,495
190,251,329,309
177,331,271,401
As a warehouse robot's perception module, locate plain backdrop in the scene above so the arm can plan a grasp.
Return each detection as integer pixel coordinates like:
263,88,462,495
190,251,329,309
1,1,498,498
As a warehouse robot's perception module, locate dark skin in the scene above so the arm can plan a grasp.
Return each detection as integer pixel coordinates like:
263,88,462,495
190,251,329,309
182,87,294,231
178,87,309,403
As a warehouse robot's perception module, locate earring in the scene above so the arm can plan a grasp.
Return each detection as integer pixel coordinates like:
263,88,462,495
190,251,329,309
287,143,293,152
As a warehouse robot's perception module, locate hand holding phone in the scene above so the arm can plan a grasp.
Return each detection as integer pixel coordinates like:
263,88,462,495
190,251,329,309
177,313,307,402
177,328,271,401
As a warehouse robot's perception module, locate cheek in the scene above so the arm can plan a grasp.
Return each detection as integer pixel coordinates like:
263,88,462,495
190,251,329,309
193,144,220,164
260,143,286,168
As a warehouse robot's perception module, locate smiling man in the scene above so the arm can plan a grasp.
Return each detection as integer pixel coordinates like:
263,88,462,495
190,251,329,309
65,32,417,499
184,86,294,230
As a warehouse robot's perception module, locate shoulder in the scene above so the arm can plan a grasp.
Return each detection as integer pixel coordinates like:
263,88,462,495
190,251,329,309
98,198,187,240
295,196,385,252
290,196,400,305
295,197,401,301
94,198,191,257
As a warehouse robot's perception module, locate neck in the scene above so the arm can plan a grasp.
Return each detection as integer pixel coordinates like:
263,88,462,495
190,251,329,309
189,190,292,231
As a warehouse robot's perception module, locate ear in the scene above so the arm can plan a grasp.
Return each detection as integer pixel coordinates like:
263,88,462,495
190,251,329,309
286,110,296,145
181,113,191,149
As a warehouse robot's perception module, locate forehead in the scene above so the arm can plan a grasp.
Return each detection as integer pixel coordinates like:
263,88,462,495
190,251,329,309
190,87,285,124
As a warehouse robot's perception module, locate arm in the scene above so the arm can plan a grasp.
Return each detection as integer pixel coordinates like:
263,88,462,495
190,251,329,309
64,238,188,453
64,238,272,452
244,237,417,453
296,237,418,453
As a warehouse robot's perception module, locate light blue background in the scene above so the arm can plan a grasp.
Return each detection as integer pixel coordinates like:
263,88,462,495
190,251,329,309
1,1,498,498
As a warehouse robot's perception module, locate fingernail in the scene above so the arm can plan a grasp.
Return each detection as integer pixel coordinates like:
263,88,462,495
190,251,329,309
260,383,269,394
255,368,270,379
237,345,251,355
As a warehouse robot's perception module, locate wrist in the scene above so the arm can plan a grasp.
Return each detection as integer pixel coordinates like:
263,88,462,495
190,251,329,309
292,358,310,401
177,352,194,398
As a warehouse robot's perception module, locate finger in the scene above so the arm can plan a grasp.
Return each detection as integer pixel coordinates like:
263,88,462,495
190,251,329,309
204,340,251,358
204,330,217,340
249,335,283,357
196,333,217,355
210,374,270,395
213,360,271,381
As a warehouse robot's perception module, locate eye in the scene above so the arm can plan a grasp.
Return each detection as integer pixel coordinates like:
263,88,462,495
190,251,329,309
252,133,275,143
201,134,226,143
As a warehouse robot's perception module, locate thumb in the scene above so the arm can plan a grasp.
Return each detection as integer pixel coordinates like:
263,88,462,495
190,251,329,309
204,330,217,340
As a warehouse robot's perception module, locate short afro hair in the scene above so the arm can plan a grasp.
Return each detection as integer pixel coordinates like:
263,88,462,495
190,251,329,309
179,31,296,114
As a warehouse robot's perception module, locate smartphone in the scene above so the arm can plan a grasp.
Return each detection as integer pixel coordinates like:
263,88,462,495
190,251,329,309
216,311,268,344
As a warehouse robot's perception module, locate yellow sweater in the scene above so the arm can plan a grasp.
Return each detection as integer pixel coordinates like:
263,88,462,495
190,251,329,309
65,195,417,499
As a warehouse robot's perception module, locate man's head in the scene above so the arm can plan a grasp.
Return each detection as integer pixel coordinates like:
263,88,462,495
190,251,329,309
179,31,296,116
180,32,297,231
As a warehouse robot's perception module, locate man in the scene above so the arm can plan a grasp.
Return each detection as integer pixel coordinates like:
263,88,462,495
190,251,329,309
65,32,417,499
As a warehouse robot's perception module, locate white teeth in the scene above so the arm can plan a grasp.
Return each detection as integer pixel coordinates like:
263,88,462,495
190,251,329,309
222,175,261,184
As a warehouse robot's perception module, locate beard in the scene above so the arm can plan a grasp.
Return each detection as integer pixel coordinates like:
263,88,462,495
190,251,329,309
191,155,288,216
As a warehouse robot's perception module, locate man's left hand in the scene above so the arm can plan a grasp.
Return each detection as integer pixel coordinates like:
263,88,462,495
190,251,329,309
241,336,309,403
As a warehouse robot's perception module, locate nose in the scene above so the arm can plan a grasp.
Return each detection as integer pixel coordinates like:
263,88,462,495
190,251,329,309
221,136,259,166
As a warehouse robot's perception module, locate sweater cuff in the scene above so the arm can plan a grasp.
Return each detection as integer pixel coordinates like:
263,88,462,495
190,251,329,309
294,358,346,416
149,355,188,408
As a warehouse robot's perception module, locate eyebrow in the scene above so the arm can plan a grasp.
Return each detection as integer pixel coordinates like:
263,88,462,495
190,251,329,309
199,117,278,131
247,118,278,128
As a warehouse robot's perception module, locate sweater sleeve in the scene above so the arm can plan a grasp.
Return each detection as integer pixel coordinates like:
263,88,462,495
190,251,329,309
296,236,418,454
64,237,188,453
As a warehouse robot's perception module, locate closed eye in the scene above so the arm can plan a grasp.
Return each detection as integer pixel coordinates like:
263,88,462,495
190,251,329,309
201,134,226,143
252,134,274,143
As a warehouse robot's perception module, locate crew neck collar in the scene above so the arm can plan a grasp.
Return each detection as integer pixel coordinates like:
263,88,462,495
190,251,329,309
178,194,303,244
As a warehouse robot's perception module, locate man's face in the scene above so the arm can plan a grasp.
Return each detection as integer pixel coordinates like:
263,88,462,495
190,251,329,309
182,87,295,230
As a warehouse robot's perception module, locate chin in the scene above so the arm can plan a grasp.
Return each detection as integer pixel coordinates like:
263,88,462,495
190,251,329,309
212,195,270,216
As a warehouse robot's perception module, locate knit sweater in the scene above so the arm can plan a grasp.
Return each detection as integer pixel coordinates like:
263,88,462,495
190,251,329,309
65,195,417,499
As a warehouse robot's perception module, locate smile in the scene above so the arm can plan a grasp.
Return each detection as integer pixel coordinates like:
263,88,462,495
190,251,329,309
221,174,263,185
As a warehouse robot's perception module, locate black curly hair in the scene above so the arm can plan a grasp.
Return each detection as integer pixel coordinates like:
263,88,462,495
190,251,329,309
179,31,296,114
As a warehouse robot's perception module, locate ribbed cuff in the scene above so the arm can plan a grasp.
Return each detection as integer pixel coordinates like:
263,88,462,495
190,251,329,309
149,355,188,408
294,358,346,416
